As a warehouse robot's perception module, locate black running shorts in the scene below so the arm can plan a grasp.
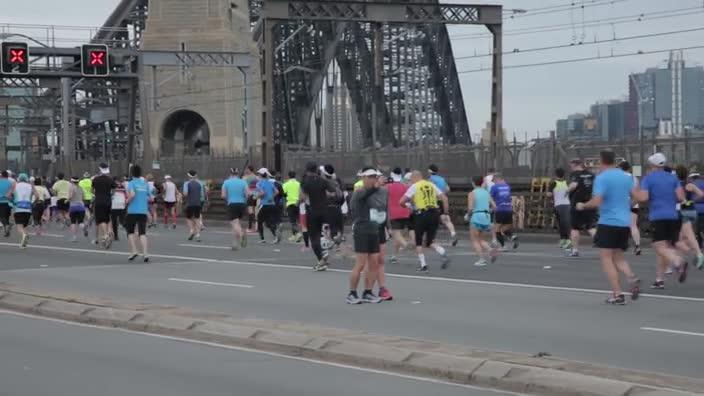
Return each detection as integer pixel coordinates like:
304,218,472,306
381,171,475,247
70,211,85,225
495,211,513,225
571,206,597,231
390,218,409,230
354,229,380,254
94,204,111,225
594,224,630,250
185,205,202,219
13,212,31,227
414,208,440,247
651,219,681,245
57,199,69,212
228,203,247,221
125,213,147,235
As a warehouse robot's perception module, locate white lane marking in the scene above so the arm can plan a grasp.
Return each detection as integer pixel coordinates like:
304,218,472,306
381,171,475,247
169,278,254,289
29,233,64,238
2,242,704,303
0,310,523,396
179,243,230,250
641,327,704,337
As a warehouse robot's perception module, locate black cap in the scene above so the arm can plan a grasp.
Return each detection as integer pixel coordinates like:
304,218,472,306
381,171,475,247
428,164,439,174
305,161,318,173
324,164,335,176
392,167,402,175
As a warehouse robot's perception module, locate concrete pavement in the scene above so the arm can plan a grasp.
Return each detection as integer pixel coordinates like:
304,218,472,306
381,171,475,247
0,312,513,396
1,224,703,379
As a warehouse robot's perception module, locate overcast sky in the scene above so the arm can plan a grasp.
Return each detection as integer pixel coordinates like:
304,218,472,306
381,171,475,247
3,0,704,141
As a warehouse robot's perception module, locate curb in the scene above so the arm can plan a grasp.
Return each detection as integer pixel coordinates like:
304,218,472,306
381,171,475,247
0,289,700,396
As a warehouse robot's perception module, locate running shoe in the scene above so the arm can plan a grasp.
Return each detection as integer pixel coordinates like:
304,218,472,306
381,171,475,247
558,240,567,249
417,265,429,273
490,240,500,249
566,250,579,258
563,240,573,250
361,291,382,304
258,239,267,244
665,265,675,276
83,226,89,238
70,235,77,243
313,258,328,272
651,280,665,290
287,234,298,243
678,261,689,284
241,234,247,248
20,234,28,249
490,249,498,263
498,246,510,252
441,254,451,269
188,233,195,241
127,253,138,261
474,259,488,267
273,232,281,244
633,245,642,256
511,235,519,250
104,236,112,250
195,234,202,243
390,256,399,264
605,294,626,305
171,224,177,230
696,254,704,270
378,287,393,301
451,235,458,247
231,242,239,251
629,278,641,301
143,256,150,263
346,292,362,305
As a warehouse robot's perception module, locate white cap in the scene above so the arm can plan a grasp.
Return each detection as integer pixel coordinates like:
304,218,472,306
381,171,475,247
257,167,272,177
648,153,666,167
390,173,402,182
164,174,172,179
358,168,381,177
100,167,110,175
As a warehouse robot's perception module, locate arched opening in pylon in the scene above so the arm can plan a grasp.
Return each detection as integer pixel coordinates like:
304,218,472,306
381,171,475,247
161,110,210,156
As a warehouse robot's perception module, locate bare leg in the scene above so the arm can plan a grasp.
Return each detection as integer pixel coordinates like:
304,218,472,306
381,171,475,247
600,249,622,295
349,254,367,291
140,235,148,257
365,253,380,291
128,233,139,255
630,213,641,247
376,244,386,289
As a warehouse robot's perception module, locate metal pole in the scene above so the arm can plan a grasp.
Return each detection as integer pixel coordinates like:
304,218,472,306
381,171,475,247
60,77,72,174
126,79,137,169
238,67,249,157
371,22,383,166
263,19,275,169
489,23,503,171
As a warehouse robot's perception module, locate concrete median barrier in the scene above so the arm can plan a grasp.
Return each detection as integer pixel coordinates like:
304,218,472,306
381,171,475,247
0,286,700,396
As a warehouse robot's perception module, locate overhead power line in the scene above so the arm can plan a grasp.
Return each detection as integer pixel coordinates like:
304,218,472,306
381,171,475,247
454,6,704,40
455,27,704,60
506,0,631,20
456,45,704,75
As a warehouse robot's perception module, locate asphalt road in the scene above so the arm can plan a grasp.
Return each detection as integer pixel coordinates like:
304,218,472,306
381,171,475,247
0,313,512,396
1,223,703,379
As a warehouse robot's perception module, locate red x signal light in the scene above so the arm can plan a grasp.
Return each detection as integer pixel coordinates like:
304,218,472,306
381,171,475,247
1,42,30,75
81,44,109,77
9,48,26,64
89,50,106,66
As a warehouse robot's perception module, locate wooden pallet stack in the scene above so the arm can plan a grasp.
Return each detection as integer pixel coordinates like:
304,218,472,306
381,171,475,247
525,177,553,229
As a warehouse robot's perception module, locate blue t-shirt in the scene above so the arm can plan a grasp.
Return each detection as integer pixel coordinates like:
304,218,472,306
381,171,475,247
429,175,449,193
0,179,11,204
470,187,491,226
640,170,680,221
257,179,276,206
593,168,632,227
694,179,704,214
490,182,512,212
127,178,149,215
223,177,248,204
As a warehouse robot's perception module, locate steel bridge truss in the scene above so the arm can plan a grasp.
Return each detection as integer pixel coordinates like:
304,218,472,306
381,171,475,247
257,0,502,170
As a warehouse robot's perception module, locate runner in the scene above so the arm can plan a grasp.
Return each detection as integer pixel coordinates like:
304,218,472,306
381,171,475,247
255,168,280,244
567,159,597,257
374,174,393,301
387,167,412,264
110,176,128,242
161,175,178,229
92,163,114,248
67,177,87,242
467,175,497,267
428,164,458,246
400,170,450,273
483,168,496,190
300,161,338,271
547,168,571,250
490,173,518,251
183,170,203,242
577,150,640,305
634,153,688,289
694,171,704,248
347,167,384,304
321,164,345,246
79,172,94,225
244,166,258,233
125,165,150,262
0,170,13,237
674,165,704,269
198,178,209,230
146,174,158,228
221,167,249,250
283,171,302,242
31,177,51,236
52,173,71,226
12,173,35,248
299,198,310,252
618,161,642,255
